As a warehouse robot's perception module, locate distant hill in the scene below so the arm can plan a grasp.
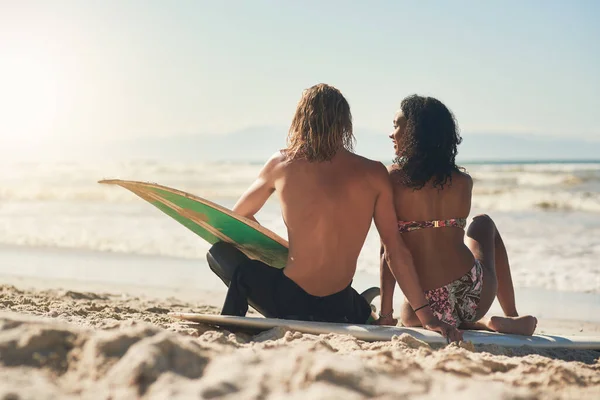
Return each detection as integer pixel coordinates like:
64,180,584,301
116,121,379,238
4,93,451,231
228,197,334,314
3,126,598,163
115,126,289,162
457,133,600,162
109,127,600,163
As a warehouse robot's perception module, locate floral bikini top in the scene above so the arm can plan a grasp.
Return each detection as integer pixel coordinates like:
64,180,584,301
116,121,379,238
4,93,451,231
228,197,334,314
397,218,467,233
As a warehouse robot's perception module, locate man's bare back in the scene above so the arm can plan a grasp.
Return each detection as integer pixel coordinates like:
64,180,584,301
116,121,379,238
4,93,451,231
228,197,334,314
234,149,386,296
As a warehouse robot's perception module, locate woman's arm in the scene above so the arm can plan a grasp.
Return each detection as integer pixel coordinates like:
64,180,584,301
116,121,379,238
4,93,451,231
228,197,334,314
372,163,462,341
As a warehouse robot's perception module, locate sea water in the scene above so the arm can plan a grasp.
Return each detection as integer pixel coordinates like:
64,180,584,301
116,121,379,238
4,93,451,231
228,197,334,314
0,160,599,295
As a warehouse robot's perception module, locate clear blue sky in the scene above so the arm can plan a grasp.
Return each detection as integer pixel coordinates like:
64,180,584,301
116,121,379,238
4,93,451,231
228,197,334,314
0,0,598,154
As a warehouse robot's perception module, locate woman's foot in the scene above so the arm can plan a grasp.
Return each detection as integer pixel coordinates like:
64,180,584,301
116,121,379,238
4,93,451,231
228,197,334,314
487,315,537,336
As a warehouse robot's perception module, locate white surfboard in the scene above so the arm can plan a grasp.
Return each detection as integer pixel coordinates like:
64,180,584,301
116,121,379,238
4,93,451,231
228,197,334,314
170,313,600,349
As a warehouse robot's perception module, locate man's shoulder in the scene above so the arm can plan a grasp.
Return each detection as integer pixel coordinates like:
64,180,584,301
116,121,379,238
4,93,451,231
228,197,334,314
347,153,387,173
264,150,287,168
345,153,390,189
257,151,288,180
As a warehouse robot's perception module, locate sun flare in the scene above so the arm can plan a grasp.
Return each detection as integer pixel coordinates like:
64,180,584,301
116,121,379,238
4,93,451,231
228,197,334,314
0,50,63,147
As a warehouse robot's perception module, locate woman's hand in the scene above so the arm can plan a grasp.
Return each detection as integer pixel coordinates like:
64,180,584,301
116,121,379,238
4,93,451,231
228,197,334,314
416,306,463,343
423,318,463,343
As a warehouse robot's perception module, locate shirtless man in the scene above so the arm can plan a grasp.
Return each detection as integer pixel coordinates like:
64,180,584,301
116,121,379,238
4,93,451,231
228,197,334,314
217,84,462,342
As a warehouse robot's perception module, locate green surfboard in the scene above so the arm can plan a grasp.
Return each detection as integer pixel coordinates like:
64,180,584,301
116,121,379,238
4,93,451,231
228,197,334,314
99,179,290,268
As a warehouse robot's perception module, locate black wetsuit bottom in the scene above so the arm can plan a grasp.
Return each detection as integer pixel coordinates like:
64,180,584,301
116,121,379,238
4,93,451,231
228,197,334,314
221,258,372,324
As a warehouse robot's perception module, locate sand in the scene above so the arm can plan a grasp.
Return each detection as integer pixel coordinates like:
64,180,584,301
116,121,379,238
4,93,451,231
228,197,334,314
0,284,599,400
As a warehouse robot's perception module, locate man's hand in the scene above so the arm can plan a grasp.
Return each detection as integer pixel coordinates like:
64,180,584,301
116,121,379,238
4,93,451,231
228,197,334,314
374,315,398,326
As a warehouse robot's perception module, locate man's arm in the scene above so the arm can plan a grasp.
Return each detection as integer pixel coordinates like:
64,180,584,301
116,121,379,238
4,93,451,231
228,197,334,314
378,165,398,325
371,163,462,342
378,243,397,325
232,153,280,223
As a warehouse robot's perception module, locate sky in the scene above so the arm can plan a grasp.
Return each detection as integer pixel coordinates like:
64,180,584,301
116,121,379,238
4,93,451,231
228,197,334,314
0,0,599,160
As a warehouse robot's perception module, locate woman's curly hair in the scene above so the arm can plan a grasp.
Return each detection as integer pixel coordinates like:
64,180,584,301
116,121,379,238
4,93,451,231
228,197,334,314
286,83,354,162
395,95,462,189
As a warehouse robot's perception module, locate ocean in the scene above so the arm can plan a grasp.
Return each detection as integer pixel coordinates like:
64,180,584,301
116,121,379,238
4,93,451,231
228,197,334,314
0,160,599,298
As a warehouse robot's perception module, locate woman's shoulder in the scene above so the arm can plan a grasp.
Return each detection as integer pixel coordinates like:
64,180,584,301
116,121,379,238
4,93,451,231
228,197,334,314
386,164,409,188
452,168,473,188
386,163,406,177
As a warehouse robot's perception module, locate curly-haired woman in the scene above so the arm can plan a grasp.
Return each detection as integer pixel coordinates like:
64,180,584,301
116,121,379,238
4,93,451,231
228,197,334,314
377,95,537,335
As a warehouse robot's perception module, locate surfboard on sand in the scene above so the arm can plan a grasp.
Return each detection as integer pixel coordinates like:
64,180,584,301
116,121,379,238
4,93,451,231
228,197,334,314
98,179,289,268
170,312,600,350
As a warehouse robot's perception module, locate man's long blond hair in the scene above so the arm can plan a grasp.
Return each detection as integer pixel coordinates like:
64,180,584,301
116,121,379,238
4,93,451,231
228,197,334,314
285,84,354,162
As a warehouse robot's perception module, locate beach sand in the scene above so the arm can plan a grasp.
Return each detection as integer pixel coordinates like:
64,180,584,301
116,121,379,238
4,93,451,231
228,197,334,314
0,283,598,399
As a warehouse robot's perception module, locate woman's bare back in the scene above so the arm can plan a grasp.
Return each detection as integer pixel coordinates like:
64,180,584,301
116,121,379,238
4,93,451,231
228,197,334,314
390,168,475,290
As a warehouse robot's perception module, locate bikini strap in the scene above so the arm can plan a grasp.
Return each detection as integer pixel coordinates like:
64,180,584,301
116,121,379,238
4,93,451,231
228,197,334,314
398,218,467,233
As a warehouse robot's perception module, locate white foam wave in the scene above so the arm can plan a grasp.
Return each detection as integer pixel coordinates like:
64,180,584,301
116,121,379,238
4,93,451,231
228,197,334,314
466,162,600,173
0,161,262,202
472,189,600,213
472,171,584,187
0,184,249,203
0,161,598,210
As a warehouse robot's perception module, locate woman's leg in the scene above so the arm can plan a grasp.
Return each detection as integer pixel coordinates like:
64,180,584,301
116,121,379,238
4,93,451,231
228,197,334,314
400,299,421,326
463,214,537,335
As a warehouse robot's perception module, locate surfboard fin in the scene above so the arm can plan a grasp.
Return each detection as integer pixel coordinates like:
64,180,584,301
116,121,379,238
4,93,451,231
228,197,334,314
360,287,380,313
